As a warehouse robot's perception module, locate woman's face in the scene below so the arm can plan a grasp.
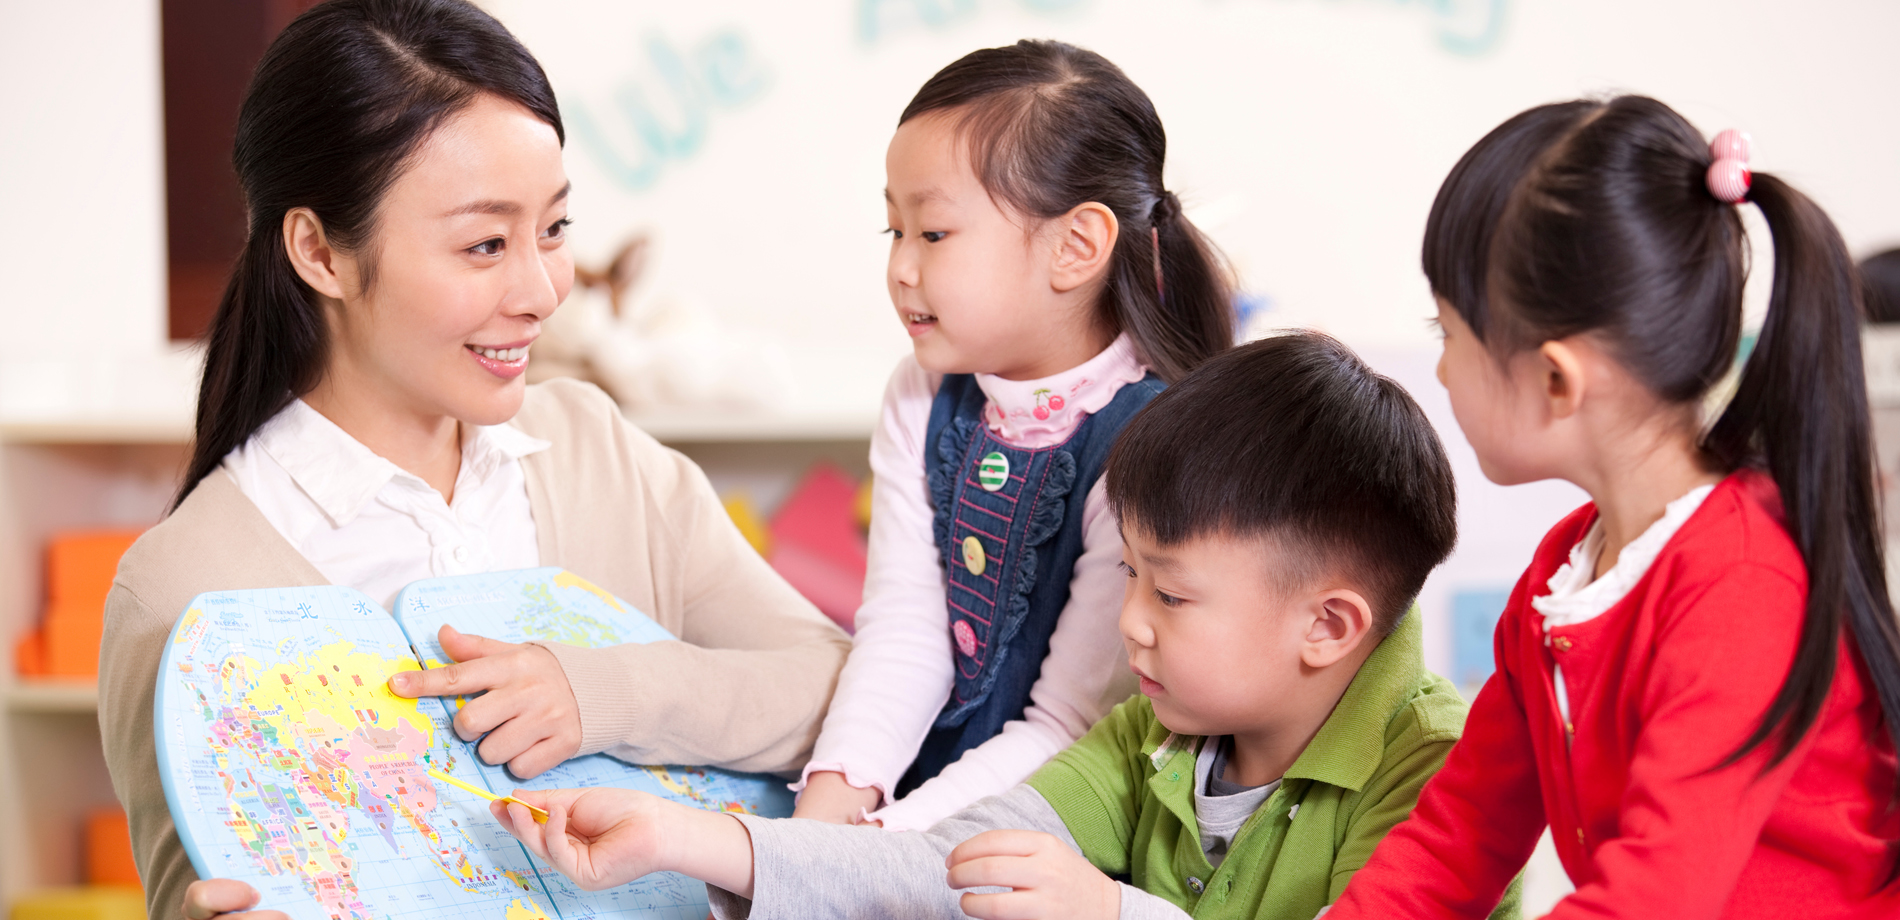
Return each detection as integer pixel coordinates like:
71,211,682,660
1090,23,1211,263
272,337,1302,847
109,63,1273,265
320,93,573,427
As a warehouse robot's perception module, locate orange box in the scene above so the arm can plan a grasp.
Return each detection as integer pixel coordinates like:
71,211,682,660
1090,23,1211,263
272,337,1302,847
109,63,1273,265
16,531,141,679
84,807,140,888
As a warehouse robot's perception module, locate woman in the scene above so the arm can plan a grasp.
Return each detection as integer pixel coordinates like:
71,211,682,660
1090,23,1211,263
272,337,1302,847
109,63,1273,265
96,3,849,918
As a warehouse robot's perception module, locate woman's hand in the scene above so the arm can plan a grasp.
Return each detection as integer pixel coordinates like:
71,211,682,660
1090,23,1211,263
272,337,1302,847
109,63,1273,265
386,624,582,777
493,788,758,898
791,771,884,825
182,879,288,920
945,830,1120,920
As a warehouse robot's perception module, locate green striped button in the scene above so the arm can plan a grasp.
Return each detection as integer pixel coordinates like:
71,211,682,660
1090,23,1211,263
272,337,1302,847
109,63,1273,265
977,452,1009,492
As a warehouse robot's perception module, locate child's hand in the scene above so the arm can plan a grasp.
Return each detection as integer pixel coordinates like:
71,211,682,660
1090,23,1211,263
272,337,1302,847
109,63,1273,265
945,829,1120,920
493,787,759,899
491,788,666,891
791,771,883,825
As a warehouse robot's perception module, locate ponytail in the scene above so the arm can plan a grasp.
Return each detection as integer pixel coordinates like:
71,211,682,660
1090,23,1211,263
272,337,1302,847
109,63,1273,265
179,231,326,508
1118,192,1235,383
172,0,562,508
1706,175,1900,782
901,40,1234,384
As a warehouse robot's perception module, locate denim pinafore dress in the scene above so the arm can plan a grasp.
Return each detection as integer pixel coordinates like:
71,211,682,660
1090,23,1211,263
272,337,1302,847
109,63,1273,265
897,371,1165,794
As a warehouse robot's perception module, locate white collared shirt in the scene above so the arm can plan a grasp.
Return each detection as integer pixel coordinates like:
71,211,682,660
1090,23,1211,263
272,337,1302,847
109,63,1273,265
221,399,550,611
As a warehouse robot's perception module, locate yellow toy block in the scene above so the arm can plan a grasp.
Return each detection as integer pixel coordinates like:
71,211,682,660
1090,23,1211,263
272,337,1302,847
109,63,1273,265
10,887,145,920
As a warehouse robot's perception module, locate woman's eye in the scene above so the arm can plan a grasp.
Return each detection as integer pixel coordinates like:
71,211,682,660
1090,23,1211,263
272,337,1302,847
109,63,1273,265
921,231,947,243
883,228,903,240
545,218,573,240
470,238,505,257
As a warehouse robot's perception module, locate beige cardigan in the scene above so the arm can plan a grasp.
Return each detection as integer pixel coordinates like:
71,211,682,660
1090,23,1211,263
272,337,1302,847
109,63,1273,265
98,379,851,919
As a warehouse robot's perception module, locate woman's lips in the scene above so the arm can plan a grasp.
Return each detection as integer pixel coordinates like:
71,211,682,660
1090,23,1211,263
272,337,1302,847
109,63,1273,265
467,342,530,379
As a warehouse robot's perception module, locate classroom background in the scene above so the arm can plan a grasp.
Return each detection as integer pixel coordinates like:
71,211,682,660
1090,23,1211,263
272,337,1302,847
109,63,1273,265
2,0,1898,916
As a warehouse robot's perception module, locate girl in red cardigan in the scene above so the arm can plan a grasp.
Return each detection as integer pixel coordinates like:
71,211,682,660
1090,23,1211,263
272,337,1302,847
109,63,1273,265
1330,96,1900,918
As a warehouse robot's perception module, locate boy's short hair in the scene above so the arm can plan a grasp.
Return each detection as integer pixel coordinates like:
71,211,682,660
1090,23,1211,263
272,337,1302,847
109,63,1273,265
1105,332,1457,633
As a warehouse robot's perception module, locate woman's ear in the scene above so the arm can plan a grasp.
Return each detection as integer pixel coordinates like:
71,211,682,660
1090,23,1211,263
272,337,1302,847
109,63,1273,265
1299,589,1375,669
1049,201,1119,293
283,207,349,301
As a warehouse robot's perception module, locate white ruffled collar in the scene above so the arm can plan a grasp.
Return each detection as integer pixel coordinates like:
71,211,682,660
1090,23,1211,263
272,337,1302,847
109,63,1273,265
1531,483,1716,631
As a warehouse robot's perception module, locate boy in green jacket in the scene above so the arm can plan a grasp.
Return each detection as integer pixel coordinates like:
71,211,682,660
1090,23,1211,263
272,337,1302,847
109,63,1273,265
493,332,1519,920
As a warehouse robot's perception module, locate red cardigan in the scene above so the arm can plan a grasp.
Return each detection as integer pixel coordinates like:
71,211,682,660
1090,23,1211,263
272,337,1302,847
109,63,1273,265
1331,471,1898,919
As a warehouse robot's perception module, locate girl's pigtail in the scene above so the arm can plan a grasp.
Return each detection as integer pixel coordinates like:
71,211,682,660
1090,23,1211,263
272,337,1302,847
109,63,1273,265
1705,174,1900,797
1118,192,1234,383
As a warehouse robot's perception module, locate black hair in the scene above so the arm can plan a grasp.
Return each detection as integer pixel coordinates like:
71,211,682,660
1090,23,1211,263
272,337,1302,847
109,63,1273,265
1105,332,1458,632
1425,96,1900,819
176,0,563,508
899,40,1234,384
1864,249,1900,324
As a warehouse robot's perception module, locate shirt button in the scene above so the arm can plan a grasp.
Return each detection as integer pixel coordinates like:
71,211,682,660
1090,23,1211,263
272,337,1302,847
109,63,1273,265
453,545,470,564
1554,636,1574,651
1186,877,1205,894
1576,828,1586,844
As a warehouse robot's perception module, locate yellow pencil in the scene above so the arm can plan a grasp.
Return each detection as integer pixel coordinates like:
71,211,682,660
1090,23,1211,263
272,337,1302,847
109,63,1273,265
426,767,549,824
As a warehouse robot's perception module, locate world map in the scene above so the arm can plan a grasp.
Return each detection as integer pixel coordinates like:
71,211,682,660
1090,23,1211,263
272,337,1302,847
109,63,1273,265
157,568,794,920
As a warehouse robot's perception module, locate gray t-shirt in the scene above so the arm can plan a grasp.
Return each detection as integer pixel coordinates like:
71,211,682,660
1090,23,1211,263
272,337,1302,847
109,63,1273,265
1192,735,1280,867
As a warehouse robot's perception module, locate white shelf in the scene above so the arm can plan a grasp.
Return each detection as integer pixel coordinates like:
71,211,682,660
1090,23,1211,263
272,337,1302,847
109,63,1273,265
3,681,97,715
0,410,873,446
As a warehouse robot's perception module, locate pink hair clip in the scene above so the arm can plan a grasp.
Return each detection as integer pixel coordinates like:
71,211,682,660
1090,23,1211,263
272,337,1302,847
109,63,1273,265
1706,129,1752,203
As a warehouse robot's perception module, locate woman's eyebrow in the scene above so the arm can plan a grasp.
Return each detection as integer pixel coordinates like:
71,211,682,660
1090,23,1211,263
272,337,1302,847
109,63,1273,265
445,181,572,218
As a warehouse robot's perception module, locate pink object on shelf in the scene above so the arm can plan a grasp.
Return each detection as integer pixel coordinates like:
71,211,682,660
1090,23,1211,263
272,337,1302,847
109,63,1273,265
767,463,869,632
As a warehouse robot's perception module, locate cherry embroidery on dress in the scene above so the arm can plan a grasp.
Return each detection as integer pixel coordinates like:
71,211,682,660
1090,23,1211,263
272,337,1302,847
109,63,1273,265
953,619,979,658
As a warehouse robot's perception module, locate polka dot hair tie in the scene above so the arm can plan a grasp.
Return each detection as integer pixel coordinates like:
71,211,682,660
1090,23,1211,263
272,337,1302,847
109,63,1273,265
1706,129,1752,203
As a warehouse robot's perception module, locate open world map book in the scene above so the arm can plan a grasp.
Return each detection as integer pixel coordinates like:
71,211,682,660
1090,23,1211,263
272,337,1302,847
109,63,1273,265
156,567,795,920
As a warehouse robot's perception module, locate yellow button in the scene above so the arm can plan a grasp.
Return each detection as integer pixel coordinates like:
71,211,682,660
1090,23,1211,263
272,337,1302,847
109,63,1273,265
962,536,986,576
1565,721,1575,735
1576,828,1586,844
1554,636,1574,652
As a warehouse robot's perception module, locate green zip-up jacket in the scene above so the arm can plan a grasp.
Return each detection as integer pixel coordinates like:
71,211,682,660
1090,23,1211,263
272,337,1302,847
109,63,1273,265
1027,613,1521,920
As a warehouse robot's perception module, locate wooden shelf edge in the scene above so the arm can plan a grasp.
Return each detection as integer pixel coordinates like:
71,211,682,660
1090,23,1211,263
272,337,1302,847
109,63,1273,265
4,680,99,713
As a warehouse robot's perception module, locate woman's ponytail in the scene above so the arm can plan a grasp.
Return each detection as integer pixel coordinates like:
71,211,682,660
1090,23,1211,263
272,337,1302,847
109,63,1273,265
900,40,1234,384
178,228,326,508
170,0,562,508
1706,174,1900,780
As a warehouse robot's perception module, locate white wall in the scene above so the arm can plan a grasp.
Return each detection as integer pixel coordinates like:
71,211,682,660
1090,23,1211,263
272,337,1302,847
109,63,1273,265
0,0,198,421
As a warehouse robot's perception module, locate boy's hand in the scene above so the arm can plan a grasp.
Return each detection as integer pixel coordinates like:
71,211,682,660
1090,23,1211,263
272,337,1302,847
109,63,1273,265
791,771,883,825
385,624,582,778
493,787,758,899
492,788,665,891
181,878,289,920
945,830,1120,920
